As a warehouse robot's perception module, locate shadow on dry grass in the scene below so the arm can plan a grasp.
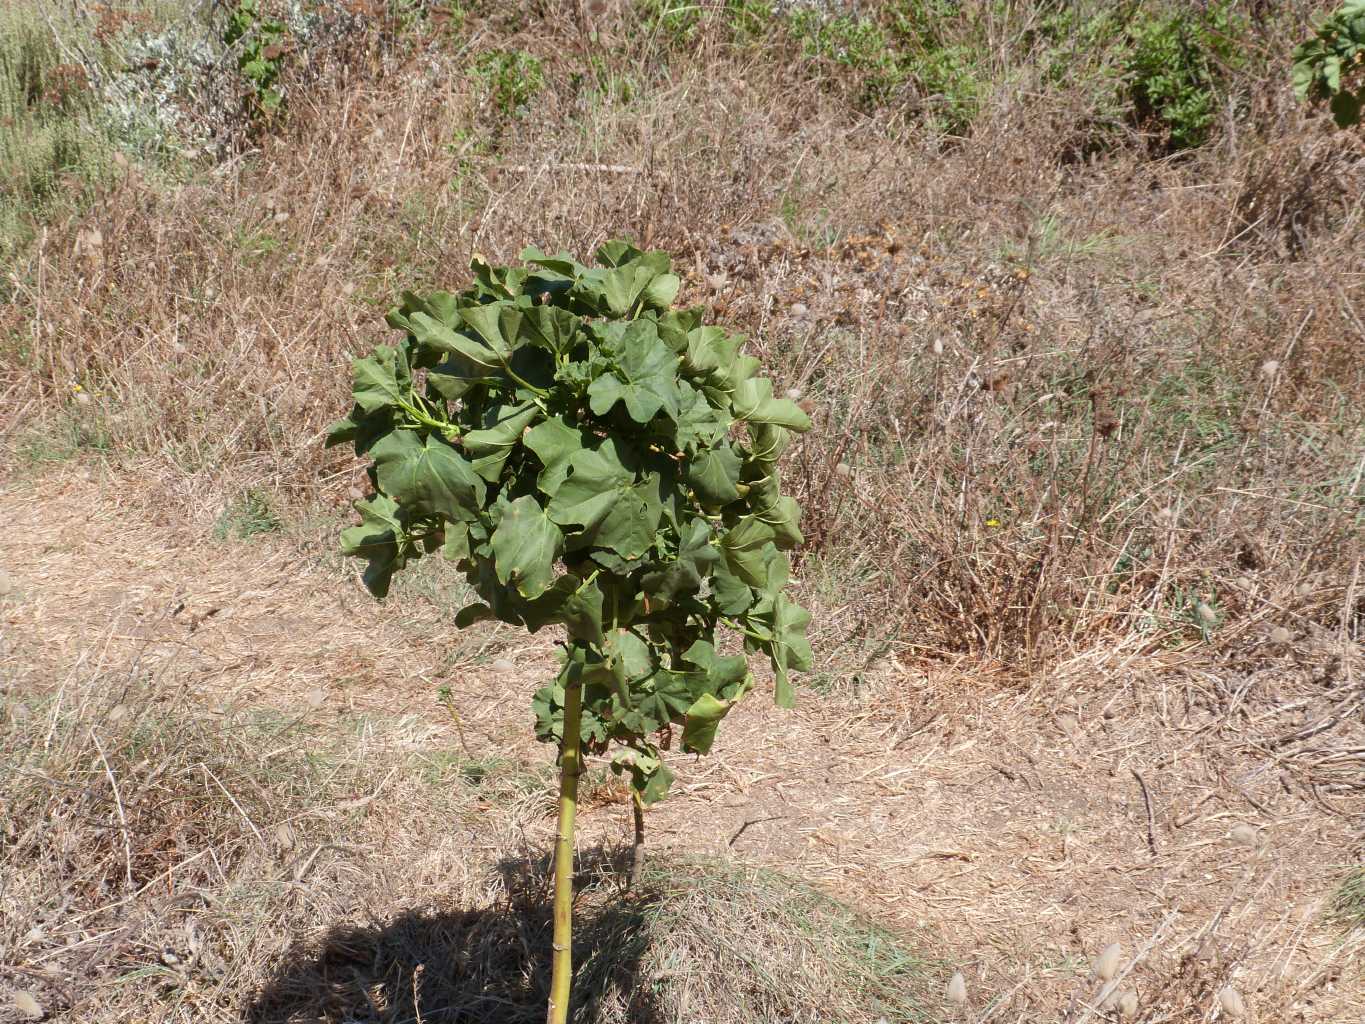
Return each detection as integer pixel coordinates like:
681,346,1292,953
244,849,665,1024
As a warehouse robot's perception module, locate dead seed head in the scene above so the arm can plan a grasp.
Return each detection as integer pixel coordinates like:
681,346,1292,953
12,991,43,1020
491,657,515,674
1260,359,1280,378
946,970,967,1005
1217,986,1246,1017
1118,989,1140,1018
1099,981,1120,1009
1229,823,1259,848
1270,626,1291,644
834,462,852,478
1095,941,1122,981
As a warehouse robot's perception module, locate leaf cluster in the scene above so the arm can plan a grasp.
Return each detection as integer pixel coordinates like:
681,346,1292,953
1294,1,1365,128
328,242,813,802
224,0,289,117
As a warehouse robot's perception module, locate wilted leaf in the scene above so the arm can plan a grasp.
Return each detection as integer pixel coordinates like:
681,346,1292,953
682,692,731,754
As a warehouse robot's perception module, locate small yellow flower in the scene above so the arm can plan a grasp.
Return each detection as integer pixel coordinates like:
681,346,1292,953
72,383,84,392
985,518,1001,528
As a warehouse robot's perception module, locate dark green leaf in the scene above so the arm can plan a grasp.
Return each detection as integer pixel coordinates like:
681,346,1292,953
369,430,484,522
720,516,778,587
463,403,541,482
454,601,495,627
545,441,634,533
408,312,502,371
459,303,521,360
524,416,591,495
587,322,682,423
686,446,742,504
352,346,408,413
490,495,563,599
340,494,410,598
1331,88,1362,127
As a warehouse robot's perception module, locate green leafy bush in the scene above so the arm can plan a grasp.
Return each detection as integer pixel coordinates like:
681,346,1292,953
1293,0,1365,127
471,49,544,117
224,0,290,119
1122,0,1245,151
329,241,812,1019
329,241,812,800
1026,1,1246,153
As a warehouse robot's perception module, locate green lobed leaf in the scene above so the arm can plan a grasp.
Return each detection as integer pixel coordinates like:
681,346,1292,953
340,494,412,599
490,495,564,599
462,403,542,482
408,312,502,371
524,415,591,496
351,346,409,413
587,321,682,423
686,446,743,504
369,430,484,522
720,516,779,588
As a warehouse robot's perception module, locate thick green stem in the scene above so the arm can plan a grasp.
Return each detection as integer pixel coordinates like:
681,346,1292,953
546,676,583,1024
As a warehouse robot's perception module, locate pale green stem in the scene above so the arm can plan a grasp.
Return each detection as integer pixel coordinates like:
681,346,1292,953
546,675,583,1024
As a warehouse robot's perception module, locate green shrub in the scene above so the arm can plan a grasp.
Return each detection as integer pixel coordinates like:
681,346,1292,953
471,49,544,117
329,241,812,1021
1293,0,1365,127
1122,0,1246,150
224,0,290,120
1026,1,1247,153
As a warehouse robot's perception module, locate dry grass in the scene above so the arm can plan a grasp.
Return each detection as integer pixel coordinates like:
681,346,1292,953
1,1,1359,671
1,3,1363,1022
0,668,936,1023
3,470,1362,1022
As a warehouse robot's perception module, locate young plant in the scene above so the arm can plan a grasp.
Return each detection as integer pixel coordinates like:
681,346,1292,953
1293,1,1365,128
327,241,812,1023
223,0,289,120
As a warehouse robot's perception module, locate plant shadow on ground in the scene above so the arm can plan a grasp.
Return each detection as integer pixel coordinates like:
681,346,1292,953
243,847,665,1024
